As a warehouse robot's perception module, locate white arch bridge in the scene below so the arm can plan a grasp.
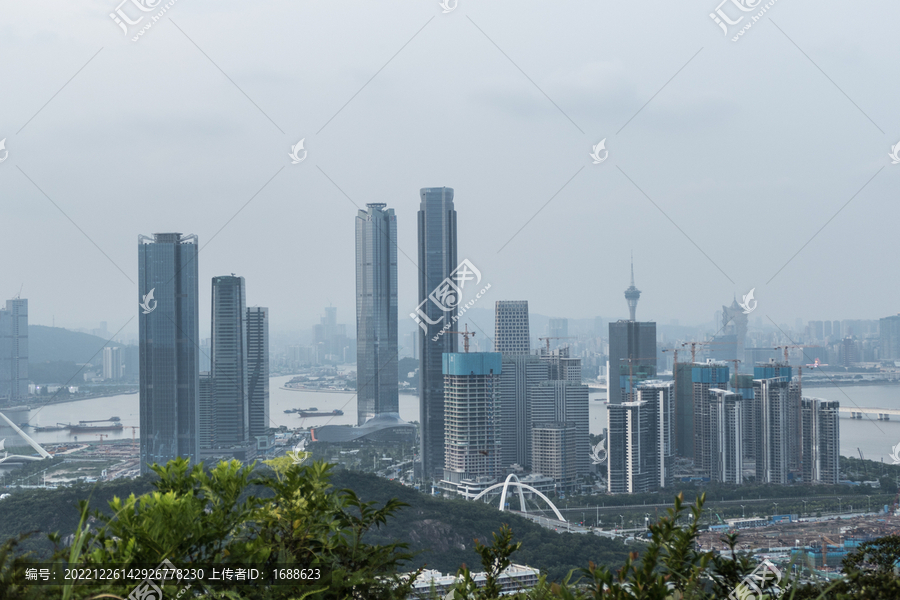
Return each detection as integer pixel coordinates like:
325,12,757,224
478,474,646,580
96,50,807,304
471,474,567,522
0,412,52,465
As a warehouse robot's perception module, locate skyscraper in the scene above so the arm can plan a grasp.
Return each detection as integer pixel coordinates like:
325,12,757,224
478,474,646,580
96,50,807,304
417,187,458,478
246,306,269,438
692,361,730,475
636,380,675,489
533,348,590,476
801,397,840,485
138,233,199,473
532,422,577,492
211,275,249,445
102,347,123,380
608,321,657,405
441,352,501,483
753,374,792,484
198,371,215,449
356,203,399,426
880,315,900,360
707,388,743,484
494,301,530,355
0,298,28,404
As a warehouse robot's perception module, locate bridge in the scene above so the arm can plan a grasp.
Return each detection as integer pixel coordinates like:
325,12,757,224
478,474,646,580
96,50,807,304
0,412,52,464
839,407,900,420
471,474,567,522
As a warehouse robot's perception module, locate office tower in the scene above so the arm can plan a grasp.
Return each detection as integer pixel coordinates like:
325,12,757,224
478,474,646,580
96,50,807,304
801,397,840,485
636,380,675,489
211,275,249,445
0,298,28,403
498,354,547,470
417,187,458,478
692,361,730,475
532,422,577,492
441,353,500,483
356,203,399,426
138,233,200,473
246,307,269,438
880,315,900,360
102,347,123,380
494,301,530,355
707,388,743,484
624,258,641,321
548,318,568,343
608,321,657,405
198,371,215,449
533,348,590,476
718,300,748,366
607,399,654,494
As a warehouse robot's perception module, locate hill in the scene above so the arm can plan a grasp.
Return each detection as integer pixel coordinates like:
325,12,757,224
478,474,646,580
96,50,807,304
0,466,630,583
28,325,117,364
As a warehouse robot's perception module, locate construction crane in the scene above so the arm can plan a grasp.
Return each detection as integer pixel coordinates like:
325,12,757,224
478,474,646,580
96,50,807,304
618,356,658,400
125,426,139,452
445,324,476,353
538,336,576,354
773,345,819,364
681,341,710,363
858,448,865,461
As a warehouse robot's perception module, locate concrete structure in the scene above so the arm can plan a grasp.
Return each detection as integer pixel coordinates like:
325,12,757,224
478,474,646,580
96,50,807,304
246,306,269,438
494,300,530,355
533,348,590,476
102,346,123,381
0,298,28,404
417,187,458,479
608,321,656,405
802,397,840,485
880,315,900,361
707,388,743,484
753,373,793,484
313,306,349,363
636,380,675,489
138,233,200,473
498,354,546,470
531,421,577,492
692,361,730,475
356,203,399,426
198,371,215,449
441,352,501,484
311,413,415,443
471,473,566,521
624,258,641,321
606,400,653,493
211,275,249,445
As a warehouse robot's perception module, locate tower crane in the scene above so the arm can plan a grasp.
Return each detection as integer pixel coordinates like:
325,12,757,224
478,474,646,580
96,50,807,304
445,324,476,353
538,337,576,354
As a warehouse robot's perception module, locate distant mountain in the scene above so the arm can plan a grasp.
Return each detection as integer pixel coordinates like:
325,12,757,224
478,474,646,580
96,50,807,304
28,325,118,364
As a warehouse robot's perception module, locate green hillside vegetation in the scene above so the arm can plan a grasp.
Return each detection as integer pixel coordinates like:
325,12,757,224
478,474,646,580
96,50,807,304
28,325,121,364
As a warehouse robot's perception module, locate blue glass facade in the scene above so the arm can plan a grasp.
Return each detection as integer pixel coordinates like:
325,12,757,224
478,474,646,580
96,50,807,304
138,233,200,473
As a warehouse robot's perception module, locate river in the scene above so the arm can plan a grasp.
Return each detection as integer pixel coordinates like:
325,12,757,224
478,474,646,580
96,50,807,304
2,377,899,463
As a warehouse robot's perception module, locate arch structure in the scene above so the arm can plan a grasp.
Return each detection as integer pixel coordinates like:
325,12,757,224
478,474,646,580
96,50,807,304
471,474,566,522
0,412,52,465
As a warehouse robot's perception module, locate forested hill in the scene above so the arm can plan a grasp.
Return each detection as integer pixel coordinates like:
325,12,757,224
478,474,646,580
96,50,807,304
0,466,631,583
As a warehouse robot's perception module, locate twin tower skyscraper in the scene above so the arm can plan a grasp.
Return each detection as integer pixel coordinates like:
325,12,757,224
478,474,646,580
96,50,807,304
356,187,457,478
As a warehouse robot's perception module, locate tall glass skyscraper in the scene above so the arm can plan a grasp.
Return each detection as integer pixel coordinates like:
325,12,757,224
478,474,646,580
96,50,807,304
246,306,269,438
211,275,249,445
417,187,457,479
138,233,200,473
356,204,399,426
0,298,28,404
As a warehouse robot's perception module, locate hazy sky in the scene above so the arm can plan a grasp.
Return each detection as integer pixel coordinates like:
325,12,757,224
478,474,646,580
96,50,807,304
1,0,898,340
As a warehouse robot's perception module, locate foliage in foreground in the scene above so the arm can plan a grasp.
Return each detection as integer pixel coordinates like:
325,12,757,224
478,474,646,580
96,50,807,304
2,459,900,599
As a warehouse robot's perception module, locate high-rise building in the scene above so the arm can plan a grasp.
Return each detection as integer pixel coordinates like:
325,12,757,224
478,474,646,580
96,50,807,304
314,307,349,363
718,300,748,366
498,354,547,470
832,321,841,338
417,187,458,479
672,362,695,459
692,361,730,475
823,321,833,338
801,397,840,485
532,422,577,493
494,301,530,355
707,388,743,484
356,203,399,426
547,318,568,343
211,275,249,445
198,371,215,449
533,348,590,476
880,315,900,361
102,347,123,380
138,233,200,473
246,307,269,438
753,374,791,484
0,298,28,403
608,321,657,405
607,399,656,494
636,380,675,489
441,352,501,484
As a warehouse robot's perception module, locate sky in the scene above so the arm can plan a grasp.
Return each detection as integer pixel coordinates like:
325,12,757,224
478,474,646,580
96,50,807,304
0,0,898,341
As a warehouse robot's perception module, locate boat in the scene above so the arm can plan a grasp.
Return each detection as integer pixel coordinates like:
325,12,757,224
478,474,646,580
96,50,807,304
33,424,68,432
67,423,125,433
297,409,343,417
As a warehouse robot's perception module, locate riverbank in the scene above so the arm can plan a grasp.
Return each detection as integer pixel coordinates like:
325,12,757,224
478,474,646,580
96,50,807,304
280,386,356,394
5,390,138,410
805,379,900,389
